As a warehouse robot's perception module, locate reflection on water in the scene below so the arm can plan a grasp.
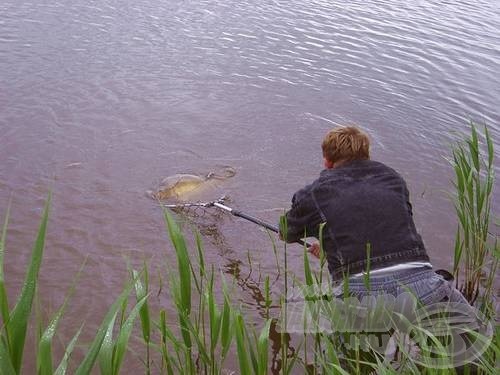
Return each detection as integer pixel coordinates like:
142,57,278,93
0,0,499,371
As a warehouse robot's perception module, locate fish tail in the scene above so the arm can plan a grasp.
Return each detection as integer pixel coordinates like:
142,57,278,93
208,166,236,180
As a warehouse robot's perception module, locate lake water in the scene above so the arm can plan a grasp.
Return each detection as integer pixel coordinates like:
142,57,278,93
1,0,499,371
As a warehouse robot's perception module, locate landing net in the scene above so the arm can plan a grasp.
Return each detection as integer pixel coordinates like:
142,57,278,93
162,196,231,250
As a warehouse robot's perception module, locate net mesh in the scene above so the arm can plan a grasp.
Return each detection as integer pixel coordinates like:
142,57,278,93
164,196,232,252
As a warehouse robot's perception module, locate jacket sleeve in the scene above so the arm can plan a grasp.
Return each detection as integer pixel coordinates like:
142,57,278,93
282,187,322,243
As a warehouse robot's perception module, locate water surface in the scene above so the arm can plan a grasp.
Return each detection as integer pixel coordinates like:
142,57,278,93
1,0,499,371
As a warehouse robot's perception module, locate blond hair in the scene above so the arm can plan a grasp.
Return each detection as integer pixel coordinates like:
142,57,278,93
321,126,370,164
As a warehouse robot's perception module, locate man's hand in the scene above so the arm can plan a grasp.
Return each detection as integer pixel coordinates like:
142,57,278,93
308,242,321,259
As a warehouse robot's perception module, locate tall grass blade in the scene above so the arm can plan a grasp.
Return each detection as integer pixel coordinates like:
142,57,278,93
244,329,258,375
451,124,496,305
363,242,371,292
257,319,271,375
6,192,51,373
0,339,16,375
163,209,192,349
53,324,83,375
179,312,210,364
132,269,151,343
34,311,59,374
220,285,233,359
469,123,480,171
159,309,183,351
0,202,11,329
318,338,351,375
207,270,221,354
303,247,313,287
234,313,251,375
485,125,494,168
98,311,117,375
209,300,221,357
159,309,179,375
194,230,205,280
284,340,303,375
132,267,151,374
112,294,148,375
37,259,85,375
264,276,271,318
74,278,135,375
163,209,191,314
318,222,327,277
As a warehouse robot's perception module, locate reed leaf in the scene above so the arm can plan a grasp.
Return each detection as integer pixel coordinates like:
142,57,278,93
208,296,221,355
0,339,16,375
163,209,191,314
451,124,496,304
264,275,271,318
132,267,151,374
112,294,148,375
6,192,51,374
303,247,313,287
53,324,83,375
318,222,327,275
234,313,251,375
132,269,151,343
163,209,192,350
485,125,494,168
245,328,258,375
194,230,205,280
319,338,351,375
266,230,281,274
180,311,210,365
257,319,271,375
220,288,233,359
161,316,189,372
284,340,303,375
98,313,117,375
453,229,463,280
37,259,85,375
74,277,135,375
159,309,180,375
363,242,372,291
207,269,221,354
36,301,67,374
158,309,183,351
0,203,11,329
468,124,480,171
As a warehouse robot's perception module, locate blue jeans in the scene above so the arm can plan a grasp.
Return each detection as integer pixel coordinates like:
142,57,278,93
335,267,469,306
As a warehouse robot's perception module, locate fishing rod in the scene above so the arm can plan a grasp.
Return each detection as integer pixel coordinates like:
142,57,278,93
164,197,311,247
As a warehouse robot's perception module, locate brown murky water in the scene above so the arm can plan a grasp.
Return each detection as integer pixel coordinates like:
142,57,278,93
1,0,499,372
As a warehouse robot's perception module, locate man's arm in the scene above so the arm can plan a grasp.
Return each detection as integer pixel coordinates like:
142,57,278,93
281,188,322,243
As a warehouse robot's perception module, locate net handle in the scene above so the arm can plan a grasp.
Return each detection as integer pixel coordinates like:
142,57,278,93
213,202,311,248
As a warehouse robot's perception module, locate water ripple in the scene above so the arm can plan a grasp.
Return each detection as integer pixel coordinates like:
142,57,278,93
1,0,499,338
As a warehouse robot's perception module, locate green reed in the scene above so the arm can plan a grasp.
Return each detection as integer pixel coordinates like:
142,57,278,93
450,123,498,311
0,194,149,375
132,267,151,375
156,208,274,374
1,194,50,374
36,258,85,375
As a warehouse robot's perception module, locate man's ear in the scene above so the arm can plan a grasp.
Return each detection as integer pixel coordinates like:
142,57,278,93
324,158,334,169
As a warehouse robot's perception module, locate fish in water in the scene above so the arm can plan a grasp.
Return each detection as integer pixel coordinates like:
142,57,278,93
148,166,236,201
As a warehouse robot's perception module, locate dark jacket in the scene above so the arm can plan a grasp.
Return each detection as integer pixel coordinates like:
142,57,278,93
283,159,430,281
